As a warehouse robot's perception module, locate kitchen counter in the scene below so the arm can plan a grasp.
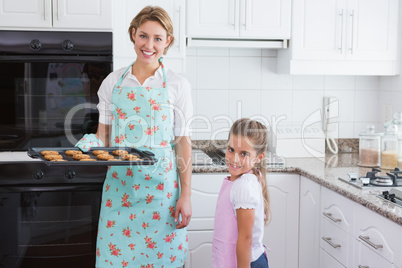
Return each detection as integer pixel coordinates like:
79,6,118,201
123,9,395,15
193,150,402,226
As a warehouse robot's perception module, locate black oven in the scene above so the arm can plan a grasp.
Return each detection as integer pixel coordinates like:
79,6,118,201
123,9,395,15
0,162,107,268
0,30,112,151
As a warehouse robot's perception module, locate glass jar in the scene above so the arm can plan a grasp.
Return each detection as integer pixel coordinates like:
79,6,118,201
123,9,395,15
381,125,398,170
398,136,402,169
384,112,402,136
358,125,381,167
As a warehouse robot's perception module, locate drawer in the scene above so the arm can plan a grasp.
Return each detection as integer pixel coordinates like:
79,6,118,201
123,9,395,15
320,248,346,268
321,187,355,234
321,217,354,267
355,204,402,266
354,239,394,268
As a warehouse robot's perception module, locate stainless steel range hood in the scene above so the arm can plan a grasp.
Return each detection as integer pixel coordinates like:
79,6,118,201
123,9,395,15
186,37,289,49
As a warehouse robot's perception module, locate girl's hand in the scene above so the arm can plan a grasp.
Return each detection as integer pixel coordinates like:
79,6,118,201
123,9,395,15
175,194,192,229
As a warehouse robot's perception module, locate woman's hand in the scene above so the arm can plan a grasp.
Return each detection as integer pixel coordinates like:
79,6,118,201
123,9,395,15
175,194,192,229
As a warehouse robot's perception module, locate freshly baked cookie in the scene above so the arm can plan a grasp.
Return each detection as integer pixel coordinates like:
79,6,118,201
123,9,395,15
51,159,67,162
44,154,63,160
41,150,59,156
92,150,108,155
65,150,82,156
107,158,120,161
97,153,114,160
79,158,97,161
73,154,91,160
112,149,128,156
124,154,139,161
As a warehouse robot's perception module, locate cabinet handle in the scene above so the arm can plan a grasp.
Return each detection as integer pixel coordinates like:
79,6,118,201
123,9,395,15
349,10,355,54
322,212,342,223
233,0,237,30
57,0,60,21
178,4,182,53
359,235,383,250
338,9,344,53
358,266,370,268
322,237,341,248
243,0,248,30
43,0,46,21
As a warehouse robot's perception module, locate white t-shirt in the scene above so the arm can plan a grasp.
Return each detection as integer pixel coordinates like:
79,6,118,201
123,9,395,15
230,173,265,262
97,64,193,136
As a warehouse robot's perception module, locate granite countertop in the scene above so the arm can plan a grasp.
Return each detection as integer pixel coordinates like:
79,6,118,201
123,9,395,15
192,143,402,226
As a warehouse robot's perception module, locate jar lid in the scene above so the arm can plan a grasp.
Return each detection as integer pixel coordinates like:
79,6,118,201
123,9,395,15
359,125,381,137
383,124,398,137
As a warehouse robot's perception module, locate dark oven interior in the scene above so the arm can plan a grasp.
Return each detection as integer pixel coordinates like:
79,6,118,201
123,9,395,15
0,31,113,151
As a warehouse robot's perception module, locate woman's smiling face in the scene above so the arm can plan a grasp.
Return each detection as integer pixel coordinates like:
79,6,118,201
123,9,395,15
225,134,264,180
132,20,172,66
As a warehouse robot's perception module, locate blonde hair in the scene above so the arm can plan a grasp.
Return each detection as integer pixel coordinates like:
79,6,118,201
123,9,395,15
128,6,175,55
229,118,271,225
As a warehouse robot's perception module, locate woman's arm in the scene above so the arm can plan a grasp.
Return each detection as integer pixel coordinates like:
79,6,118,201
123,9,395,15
174,136,192,229
96,123,110,147
236,208,255,267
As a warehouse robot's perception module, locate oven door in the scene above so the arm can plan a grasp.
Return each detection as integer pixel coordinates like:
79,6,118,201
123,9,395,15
0,184,102,268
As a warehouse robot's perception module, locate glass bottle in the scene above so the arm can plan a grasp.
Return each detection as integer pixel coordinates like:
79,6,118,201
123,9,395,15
398,136,402,169
358,125,381,167
381,125,398,170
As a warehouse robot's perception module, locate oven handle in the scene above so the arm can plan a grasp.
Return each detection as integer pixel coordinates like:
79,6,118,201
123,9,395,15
0,184,103,193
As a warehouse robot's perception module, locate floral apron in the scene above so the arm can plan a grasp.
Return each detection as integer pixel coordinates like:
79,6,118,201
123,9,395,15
96,60,187,268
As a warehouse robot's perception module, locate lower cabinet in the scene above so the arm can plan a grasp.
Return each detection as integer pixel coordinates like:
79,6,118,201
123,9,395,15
320,248,346,268
187,230,214,268
264,173,300,268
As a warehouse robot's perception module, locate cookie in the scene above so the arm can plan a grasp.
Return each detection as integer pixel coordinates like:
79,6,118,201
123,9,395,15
97,153,115,160
112,149,128,156
79,158,97,161
65,150,82,156
124,154,139,161
51,159,67,162
73,154,91,160
92,150,108,155
44,154,63,160
107,158,120,161
41,150,59,156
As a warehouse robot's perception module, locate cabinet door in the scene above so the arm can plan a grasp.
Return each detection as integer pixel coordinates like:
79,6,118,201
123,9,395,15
264,173,299,268
292,0,346,60
113,0,186,73
52,0,112,30
0,0,52,28
346,0,398,61
299,176,321,268
186,0,239,38
186,231,214,268
240,0,291,39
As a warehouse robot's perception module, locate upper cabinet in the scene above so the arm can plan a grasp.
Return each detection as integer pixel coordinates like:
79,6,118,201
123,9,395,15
0,0,112,30
278,0,400,75
112,0,186,73
186,0,291,48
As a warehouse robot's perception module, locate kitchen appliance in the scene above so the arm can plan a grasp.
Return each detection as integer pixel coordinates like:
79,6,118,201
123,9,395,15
0,30,112,151
0,160,107,267
339,167,402,189
377,188,402,208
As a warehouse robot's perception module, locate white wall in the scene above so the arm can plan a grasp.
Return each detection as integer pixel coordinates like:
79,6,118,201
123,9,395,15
182,47,386,140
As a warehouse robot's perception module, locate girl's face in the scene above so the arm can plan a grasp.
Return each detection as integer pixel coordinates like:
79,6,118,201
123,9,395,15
225,135,264,180
132,20,172,67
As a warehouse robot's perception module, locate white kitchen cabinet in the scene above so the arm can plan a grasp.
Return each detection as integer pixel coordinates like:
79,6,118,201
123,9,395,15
112,0,186,73
299,176,321,268
277,0,400,75
354,203,402,268
187,231,214,268
320,248,346,268
0,0,112,30
320,187,355,267
186,0,291,39
264,173,300,268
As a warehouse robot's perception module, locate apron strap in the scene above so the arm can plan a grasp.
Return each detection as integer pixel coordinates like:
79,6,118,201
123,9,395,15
115,61,135,88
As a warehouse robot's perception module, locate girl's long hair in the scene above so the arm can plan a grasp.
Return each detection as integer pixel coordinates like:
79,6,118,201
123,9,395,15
229,118,271,225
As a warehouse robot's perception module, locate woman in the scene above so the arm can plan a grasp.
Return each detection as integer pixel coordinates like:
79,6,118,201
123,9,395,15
76,6,193,267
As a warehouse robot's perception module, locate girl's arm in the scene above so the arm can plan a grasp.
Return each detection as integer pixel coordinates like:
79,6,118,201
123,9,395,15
236,208,255,268
96,123,110,147
174,136,192,229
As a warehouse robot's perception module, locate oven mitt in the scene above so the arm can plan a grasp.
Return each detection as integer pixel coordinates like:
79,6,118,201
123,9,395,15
75,134,104,153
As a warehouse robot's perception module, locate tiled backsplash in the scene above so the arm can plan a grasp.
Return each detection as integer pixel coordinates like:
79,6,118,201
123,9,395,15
181,47,402,141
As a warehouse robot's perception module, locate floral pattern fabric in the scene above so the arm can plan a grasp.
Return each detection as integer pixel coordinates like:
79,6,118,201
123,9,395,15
96,60,188,267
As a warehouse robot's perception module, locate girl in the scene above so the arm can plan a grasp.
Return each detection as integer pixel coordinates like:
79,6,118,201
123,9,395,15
212,118,270,268
76,6,192,267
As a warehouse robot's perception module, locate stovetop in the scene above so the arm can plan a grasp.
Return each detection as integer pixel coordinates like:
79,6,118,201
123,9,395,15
377,188,402,208
338,168,402,189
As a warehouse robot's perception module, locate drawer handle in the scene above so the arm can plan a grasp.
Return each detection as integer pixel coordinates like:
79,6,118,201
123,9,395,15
358,266,370,268
323,212,342,223
359,235,383,250
322,237,341,248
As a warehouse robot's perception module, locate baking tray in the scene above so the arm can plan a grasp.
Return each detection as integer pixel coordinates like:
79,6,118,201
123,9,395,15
27,147,157,166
